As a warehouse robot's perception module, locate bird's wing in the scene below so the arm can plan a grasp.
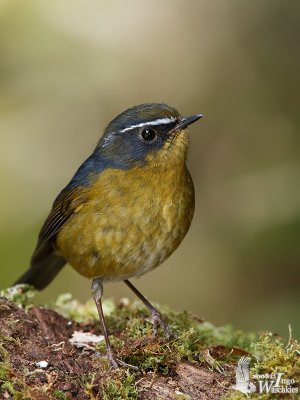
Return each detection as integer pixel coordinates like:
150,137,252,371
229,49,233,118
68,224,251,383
37,154,103,245
36,185,89,246
236,356,251,384
15,155,101,290
15,185,90,290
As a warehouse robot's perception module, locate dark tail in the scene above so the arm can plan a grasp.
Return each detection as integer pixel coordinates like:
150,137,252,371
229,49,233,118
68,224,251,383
14,243,66,290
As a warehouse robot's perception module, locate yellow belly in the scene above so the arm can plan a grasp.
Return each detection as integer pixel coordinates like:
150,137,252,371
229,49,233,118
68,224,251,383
56,164,194,281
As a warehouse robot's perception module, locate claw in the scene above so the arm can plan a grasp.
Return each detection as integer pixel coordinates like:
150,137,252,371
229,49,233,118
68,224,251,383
107,348,139,371
147,309,171,339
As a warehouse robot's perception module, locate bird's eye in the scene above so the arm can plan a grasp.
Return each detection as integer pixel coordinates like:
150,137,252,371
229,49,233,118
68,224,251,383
140,128,157,143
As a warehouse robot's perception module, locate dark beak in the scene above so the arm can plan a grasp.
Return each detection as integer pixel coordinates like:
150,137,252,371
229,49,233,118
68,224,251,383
174,114,203,131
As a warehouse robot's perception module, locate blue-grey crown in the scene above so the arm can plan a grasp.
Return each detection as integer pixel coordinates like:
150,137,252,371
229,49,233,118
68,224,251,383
103,103,181,135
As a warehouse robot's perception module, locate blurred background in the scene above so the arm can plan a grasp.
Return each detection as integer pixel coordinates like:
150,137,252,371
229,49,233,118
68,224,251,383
0,0,299,339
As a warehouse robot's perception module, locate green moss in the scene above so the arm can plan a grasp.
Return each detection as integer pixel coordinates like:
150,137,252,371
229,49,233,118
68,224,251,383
79,369,137,400
0,343,10,382
0,335,52,400
101,370,137,400
94,299,300,398
251,330,300,376
52,293,115,324
0,351,29,400
0,336,26,399
222,329,300,400
98,302,257,374
2,289,299,399
0,284,37,309
53,389,69,400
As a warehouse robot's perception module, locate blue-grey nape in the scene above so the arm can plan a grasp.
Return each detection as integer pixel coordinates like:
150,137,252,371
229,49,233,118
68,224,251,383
66,153,129,189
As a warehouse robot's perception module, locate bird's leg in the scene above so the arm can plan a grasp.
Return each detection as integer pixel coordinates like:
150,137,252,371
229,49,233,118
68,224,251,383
91,278,138,370
124,279,170,339
92,278,118,368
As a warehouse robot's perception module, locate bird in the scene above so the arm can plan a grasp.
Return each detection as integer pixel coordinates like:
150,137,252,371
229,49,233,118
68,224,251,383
15,103,202,368
232,356,256,395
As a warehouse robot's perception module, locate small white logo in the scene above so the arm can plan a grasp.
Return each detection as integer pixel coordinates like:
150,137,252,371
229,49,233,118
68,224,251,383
232,356,299,396
232,356,256,395
253,372,299,395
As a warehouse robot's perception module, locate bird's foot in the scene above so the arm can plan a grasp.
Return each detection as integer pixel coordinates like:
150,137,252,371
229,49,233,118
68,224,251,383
147,309,171,340
107,348,139,371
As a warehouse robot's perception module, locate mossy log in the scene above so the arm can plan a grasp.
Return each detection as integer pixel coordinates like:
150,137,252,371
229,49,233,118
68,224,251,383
0,286,299,399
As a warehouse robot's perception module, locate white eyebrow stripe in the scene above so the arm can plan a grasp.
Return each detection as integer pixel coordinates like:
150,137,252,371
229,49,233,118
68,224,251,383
120,117,176,133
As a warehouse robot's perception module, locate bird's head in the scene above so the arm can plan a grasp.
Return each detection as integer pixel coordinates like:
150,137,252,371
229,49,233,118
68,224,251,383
96,103,202,168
